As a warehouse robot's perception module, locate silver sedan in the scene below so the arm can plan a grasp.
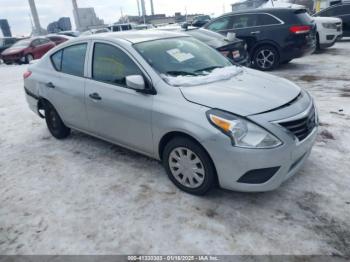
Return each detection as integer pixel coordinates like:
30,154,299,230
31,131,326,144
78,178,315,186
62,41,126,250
23,31,318,195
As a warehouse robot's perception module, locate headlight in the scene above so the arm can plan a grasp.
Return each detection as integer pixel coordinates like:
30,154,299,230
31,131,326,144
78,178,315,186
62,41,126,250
207,109,282,149
322,23,337,29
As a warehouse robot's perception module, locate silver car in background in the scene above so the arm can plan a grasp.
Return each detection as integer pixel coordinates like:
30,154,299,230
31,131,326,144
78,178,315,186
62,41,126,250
23,31,318,195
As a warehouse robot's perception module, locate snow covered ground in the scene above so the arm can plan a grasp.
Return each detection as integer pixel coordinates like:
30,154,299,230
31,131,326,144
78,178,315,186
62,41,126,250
0,40,350,256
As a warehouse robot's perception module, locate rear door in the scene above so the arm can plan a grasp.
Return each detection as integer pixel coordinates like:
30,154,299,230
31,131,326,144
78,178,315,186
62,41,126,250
84,41,154,155
43,42,90,131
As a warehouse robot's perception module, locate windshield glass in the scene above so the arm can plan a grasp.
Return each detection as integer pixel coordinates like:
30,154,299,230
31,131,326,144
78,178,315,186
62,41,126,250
134,37,232,76
12,39,30,48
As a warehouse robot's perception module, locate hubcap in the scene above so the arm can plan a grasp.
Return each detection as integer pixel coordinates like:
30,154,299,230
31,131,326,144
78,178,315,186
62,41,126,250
168,147,205,189
256,49,275,69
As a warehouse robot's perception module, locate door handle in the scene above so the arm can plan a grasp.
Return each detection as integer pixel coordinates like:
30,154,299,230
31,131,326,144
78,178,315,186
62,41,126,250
89,93,102,101
250,31,260,35
45,82,55,88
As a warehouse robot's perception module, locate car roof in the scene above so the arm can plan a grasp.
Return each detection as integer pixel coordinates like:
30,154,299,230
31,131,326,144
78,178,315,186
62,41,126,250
224,7,305,15
81,30,189,44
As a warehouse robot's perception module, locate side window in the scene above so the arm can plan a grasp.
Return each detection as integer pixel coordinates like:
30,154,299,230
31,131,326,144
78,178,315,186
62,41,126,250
206,16,232,31
333,5,349,15
40,38,50,44
31,39,40,47
92,43,142,87
258,14,281,26
319,7,335,16
231,14,258,29
51,50,63,71
61,44,87,77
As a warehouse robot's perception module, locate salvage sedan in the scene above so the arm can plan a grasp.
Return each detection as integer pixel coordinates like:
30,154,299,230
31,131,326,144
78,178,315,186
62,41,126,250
23,31,318,195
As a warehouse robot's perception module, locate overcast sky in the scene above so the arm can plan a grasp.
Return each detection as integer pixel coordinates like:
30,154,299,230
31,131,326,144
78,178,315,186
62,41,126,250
0,0,237,36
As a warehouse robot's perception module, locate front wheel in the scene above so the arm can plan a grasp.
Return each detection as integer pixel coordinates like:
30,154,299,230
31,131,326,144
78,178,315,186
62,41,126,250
252,45,279,71
162,137,216,195
25,54,34,64
45,102,71,139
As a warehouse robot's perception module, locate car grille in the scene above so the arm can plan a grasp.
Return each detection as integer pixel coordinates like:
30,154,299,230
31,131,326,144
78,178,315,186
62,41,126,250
278,106,316,141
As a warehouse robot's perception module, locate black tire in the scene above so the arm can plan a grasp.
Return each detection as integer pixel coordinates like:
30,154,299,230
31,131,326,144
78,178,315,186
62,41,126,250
252,45,280,71
162,137,216,195
316,33,321,51
45,102,71,139
25,54,34,64
281,59,292,65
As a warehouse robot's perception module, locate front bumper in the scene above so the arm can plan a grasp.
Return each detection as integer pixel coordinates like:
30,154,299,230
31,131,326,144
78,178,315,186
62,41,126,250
202,95,318,192
318,28,343,48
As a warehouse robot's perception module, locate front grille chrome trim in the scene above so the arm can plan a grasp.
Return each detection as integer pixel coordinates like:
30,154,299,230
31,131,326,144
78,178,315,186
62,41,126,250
272,102,317,142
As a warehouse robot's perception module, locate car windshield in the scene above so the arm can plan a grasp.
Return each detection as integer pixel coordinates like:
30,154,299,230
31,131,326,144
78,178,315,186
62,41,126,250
133,37,232,76
12,39,30,48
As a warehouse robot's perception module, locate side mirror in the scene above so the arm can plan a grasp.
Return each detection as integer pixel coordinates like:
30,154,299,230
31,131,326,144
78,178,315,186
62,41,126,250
126,75,145,91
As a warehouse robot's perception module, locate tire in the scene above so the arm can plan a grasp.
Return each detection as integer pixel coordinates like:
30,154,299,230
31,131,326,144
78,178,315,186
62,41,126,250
25,54,34,64
162,137,216,195
252,45,280,71
316,33,321,51
44,102,71,139
281,59,292,65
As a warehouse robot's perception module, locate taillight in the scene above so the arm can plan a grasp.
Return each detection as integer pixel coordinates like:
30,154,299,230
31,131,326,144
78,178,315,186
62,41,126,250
289,25,311,34
23,70,32,79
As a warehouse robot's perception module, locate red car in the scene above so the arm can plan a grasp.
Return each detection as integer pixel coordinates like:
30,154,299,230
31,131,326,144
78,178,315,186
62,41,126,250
47,35,72,45
1,37,56,64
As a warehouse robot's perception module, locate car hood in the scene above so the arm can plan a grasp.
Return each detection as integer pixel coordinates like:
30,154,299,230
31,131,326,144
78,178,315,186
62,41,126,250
312,16,342,23
180,68,301,116
1,47,25,55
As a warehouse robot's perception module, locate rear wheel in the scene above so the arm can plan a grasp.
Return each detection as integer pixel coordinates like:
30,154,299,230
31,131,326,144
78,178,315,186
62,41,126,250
162,137,216,195
45,102,71,139
252,45,279,71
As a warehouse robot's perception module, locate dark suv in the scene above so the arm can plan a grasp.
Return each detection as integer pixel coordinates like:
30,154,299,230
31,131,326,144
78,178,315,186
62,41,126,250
314,4,350,37
204,8,316,70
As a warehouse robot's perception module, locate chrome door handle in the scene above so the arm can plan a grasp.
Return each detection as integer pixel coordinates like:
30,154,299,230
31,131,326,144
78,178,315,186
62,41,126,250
251,31,260,35
45,82,55,88
89,93,102,101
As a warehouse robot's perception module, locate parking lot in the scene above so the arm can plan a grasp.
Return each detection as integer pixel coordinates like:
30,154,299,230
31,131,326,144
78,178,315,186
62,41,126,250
0,40,349,256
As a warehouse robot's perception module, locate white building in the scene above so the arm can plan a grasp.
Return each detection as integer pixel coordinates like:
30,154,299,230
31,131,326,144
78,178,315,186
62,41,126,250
73,7,104,32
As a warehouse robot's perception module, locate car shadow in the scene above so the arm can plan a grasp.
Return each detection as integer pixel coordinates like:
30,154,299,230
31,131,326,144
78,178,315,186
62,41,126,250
65,130,284,202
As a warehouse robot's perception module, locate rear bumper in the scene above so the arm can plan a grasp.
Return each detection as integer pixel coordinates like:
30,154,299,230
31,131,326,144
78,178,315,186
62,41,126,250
280,33,316,62
24,86,40,116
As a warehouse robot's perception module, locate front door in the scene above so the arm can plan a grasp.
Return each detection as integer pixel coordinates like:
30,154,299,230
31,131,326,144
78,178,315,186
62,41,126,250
85,42,154,155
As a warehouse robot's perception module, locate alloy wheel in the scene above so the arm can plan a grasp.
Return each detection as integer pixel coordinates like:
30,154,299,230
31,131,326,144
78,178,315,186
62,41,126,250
168,147,205,189
256,49,275,69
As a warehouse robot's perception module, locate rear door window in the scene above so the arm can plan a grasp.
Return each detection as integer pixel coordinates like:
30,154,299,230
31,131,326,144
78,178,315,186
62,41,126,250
231,14,259,29
51,43,87,77
51,50,63,71
61,44,87,77
258,14,281,25
206,16,233,32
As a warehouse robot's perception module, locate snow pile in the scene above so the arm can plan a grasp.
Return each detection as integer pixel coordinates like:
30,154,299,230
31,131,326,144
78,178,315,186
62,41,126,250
162,66,243,87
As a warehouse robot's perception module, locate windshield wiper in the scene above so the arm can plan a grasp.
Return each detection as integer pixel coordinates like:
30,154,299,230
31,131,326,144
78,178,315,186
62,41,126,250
195,66,223,73
165,70,197,76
